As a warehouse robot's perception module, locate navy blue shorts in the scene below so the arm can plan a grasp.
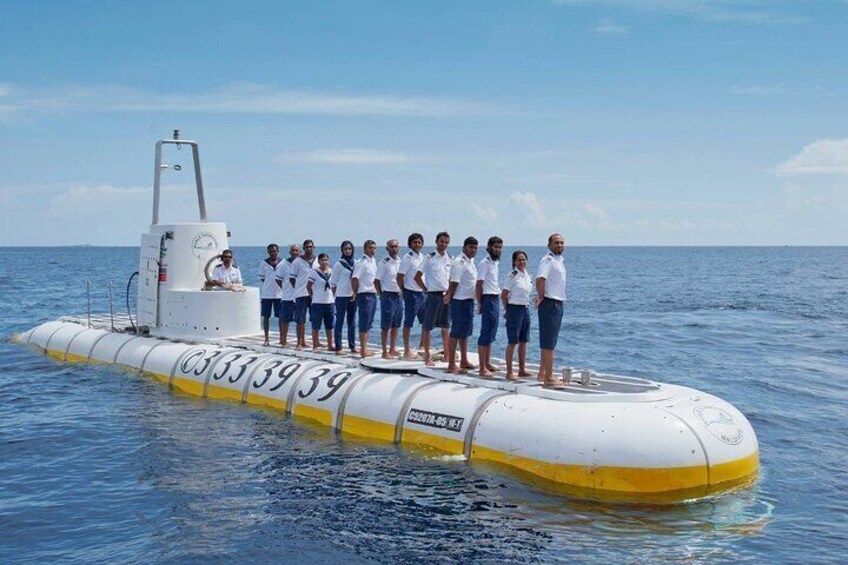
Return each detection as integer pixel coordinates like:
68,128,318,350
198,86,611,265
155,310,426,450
422,292,449,331
449,298,474,339
402,289,425,328
538,298,564,350
477,294,500,346
280,300,295,323
294,296,311,325
310,302,335,331
380,292,403,330
505,304,530,344
261,298,282,318
357,292,377,333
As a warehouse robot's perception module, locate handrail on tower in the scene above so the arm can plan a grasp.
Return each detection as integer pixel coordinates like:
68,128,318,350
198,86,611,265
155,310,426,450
152,129,207,225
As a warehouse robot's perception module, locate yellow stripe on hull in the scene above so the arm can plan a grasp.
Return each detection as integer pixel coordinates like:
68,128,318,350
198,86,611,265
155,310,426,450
245,394,288,412
341,415,396,443
65,352,91,363
206,384,244,403
46,348,66,361
293,404,334,427
171,377,205,397
709,452,760,488
402,428,465,456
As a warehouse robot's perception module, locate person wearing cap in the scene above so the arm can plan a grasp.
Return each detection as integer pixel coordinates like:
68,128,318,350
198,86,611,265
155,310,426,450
274,243,300,347
502,250,533,381
330,240,357,356
397,232,425,359
211,249,243,288
258,243,282,346
307,253,335,352
376,239,403,360
289,239,316,349
476,236,503,377
444,236,479,374
351,239,378,358
535,233,567,387
414,231,452,367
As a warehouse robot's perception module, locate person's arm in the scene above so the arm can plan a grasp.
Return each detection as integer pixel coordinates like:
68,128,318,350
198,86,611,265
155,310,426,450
307,279,314,298
351,261,361,298
414,270,427,292
475,280,484,314
375,261,383,295
535,277,546,309
397,272,405,291
444,281,458,304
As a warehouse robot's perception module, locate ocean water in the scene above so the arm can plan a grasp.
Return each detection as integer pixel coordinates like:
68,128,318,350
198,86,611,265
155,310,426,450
1,246,846,563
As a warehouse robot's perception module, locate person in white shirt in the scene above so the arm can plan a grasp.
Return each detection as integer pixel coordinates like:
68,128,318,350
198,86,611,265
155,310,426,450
376,239,403,359
351,239,378,358
414,231,452,367
258,243,282,346
475,236,503,377
397,232,425,359
535,233,567,387
289,239,316,349
307,253,335,352
501,250,533,381
274,244,300,347
444,236,479,375
330,240,357,355
211,249,243,288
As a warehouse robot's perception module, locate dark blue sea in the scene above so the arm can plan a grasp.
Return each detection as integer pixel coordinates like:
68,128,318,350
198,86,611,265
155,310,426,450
1,246,846,563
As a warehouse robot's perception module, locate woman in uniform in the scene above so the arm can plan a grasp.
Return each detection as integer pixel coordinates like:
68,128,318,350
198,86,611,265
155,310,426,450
501,250,533,381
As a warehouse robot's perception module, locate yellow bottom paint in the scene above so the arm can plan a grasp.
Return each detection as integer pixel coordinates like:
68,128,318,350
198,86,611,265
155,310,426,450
46,348,66,361
293,404,334,427
402,428,465,456
709,452,760,487
206,383,244,403
341,414,396,443
245,394,288,412
171,376,205,397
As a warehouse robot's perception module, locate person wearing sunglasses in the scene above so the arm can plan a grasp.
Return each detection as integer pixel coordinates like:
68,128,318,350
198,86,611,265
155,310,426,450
211,249,242,289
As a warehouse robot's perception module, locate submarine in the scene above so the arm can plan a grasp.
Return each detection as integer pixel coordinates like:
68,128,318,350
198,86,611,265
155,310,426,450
14,132,759,503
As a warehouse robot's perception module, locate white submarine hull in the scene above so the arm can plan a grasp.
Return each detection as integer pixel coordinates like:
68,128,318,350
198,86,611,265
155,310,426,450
16,318,759,503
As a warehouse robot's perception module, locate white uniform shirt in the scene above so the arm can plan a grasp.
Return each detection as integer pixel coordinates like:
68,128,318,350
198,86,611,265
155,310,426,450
330,259,355,298
476,254,500,295
449,253,477,300
398,250,424,292
418,250,452,292
275,258,297,301
212,264,242,285
352,255,378,294
537,252,567,301
376,255,401,293
503,269,532,306
308,268,336,304
258,259,282,299
290,256,316,299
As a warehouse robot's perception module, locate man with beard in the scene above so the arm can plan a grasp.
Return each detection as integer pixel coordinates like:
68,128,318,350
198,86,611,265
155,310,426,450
476,236,503,377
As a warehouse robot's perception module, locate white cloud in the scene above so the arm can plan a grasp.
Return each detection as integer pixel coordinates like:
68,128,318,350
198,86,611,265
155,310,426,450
553,0,802,24
0,82,486,122
509,191,552,226
774,139,848,177
594,19,628,34
466,202,500,223
276,149,410,165
729,84,788,96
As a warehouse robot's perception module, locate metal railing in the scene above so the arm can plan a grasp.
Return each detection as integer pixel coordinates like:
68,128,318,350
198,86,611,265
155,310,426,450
85,278,132,333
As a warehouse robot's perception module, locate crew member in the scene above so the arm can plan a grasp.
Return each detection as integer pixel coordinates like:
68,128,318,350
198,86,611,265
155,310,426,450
476,236,503,377
258,243,282,346
415,232,452,367
330,240,357,355
535,233,567,387
211,249,242,289
307,253,335,352
444,236,478,374
502,250,532,381
351,240,378,358
289,239,316,349
376,239,403,359
397,232,425,359
274,243,300,347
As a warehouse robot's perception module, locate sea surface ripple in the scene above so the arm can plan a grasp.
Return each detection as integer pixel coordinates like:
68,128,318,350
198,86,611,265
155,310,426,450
1,246,846,563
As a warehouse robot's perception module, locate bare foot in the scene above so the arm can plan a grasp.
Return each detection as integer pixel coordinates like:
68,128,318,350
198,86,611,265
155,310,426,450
505,373,521,381
543,379,565,388
279,341,287,348
335,350,345,356
361,351,376,358
487,364,500,372
312,347,319,352
402,352,417,360
478,369,494,379
446,366,462,374
518,371,532,377
263,340,270,347
460,362,477,371
382,353,392,360
314,342,324,348
424,358,435,367
389,350,400,358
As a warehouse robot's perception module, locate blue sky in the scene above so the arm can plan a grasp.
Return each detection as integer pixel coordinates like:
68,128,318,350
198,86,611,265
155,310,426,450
1,0,846,245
